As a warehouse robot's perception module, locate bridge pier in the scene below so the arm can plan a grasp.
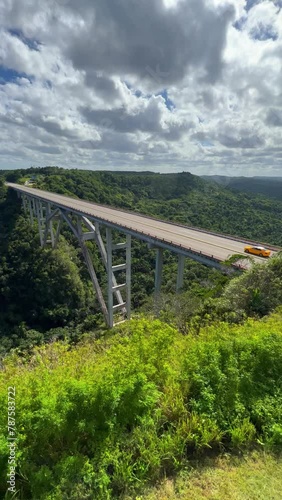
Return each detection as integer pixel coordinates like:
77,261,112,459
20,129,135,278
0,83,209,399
106,228,131,327
20,190,132,328
154,247,163,299
176,255,185,292
36,199,44,246
22,194,28,214
28,197,34,226
76,217,109,324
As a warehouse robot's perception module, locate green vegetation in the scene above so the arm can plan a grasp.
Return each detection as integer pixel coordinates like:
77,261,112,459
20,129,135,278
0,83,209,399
203,174,282,202
2,167,282,352
1,313,282,498
1,167,282,498
0,188,99,355
140,451,282,499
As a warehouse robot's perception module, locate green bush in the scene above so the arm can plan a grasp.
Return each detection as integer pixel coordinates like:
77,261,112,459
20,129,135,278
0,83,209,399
1,314,282,498
219,253,282,319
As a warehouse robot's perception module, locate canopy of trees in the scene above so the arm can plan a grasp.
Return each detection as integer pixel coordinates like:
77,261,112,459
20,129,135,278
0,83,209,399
1,167,282,352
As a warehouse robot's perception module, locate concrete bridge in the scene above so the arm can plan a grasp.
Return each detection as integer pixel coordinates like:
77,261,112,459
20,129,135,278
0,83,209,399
7,182,280,327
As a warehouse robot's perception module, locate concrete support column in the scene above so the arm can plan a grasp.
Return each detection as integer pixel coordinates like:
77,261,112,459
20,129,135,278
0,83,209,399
126,234,132,320
32,198,36,216
47,203,55,247
40,201,44,223
176,254,185,293
28,197,34,225
22,195,28,213
154,247,163,298
106,227,114,328
54,218,62,248
36,200,44,246
95,221,126,309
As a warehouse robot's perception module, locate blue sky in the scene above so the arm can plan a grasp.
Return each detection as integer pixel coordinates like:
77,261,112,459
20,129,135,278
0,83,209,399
0,66,33,84
8,28,40,50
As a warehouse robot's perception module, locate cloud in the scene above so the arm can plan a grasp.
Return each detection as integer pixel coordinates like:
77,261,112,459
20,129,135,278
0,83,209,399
0,0,281,176
26,145,62,155
266,108,282,127
84,71,121,101
78,132,140,154
218,132,264,149
192,122,265,150
65,0,234,88
81,95,192,141
244,1,281,41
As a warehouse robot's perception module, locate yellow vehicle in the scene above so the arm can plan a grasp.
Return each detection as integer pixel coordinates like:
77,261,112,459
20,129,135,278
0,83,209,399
244,245,271,258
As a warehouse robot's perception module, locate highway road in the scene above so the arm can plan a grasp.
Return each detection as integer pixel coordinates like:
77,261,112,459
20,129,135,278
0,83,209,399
7,183,279,266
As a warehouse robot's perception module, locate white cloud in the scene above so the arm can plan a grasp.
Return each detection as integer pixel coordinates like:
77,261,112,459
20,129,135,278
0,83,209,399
0,0,281,175
245,1,282,39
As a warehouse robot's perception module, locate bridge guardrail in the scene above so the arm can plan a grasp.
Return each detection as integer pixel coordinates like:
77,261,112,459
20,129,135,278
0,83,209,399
46,187,280,252
8,183,277,269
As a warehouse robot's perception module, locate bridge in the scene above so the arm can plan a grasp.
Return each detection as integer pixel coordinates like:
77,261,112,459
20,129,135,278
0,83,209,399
7,182,279,327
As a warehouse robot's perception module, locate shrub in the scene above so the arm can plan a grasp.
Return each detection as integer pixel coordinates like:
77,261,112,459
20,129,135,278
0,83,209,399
0,315,282,498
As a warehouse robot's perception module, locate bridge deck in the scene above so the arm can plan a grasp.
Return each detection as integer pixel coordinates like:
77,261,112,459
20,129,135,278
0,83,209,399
7,183,279,265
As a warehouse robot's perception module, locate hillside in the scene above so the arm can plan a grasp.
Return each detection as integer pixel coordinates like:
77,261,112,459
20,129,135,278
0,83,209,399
202,175,282,202
1,169,282,498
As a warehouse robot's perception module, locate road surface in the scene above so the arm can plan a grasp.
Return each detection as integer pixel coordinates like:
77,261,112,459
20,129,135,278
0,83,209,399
7,183,279,265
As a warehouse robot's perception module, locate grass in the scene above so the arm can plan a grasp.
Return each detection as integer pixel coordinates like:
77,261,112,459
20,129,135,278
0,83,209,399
134,451,282,500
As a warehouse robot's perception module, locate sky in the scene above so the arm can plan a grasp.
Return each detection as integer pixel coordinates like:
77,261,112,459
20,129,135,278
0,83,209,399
0,0,282,176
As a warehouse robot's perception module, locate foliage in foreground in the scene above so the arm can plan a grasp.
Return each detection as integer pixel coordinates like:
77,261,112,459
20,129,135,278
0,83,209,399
1,313,282,499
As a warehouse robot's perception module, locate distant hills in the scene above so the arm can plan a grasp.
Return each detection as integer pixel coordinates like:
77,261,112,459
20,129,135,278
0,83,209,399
202,175,282,201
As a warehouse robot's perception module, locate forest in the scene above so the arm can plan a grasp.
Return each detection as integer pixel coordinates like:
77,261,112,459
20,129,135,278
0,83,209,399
203,174,282,202
0,167,282,499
